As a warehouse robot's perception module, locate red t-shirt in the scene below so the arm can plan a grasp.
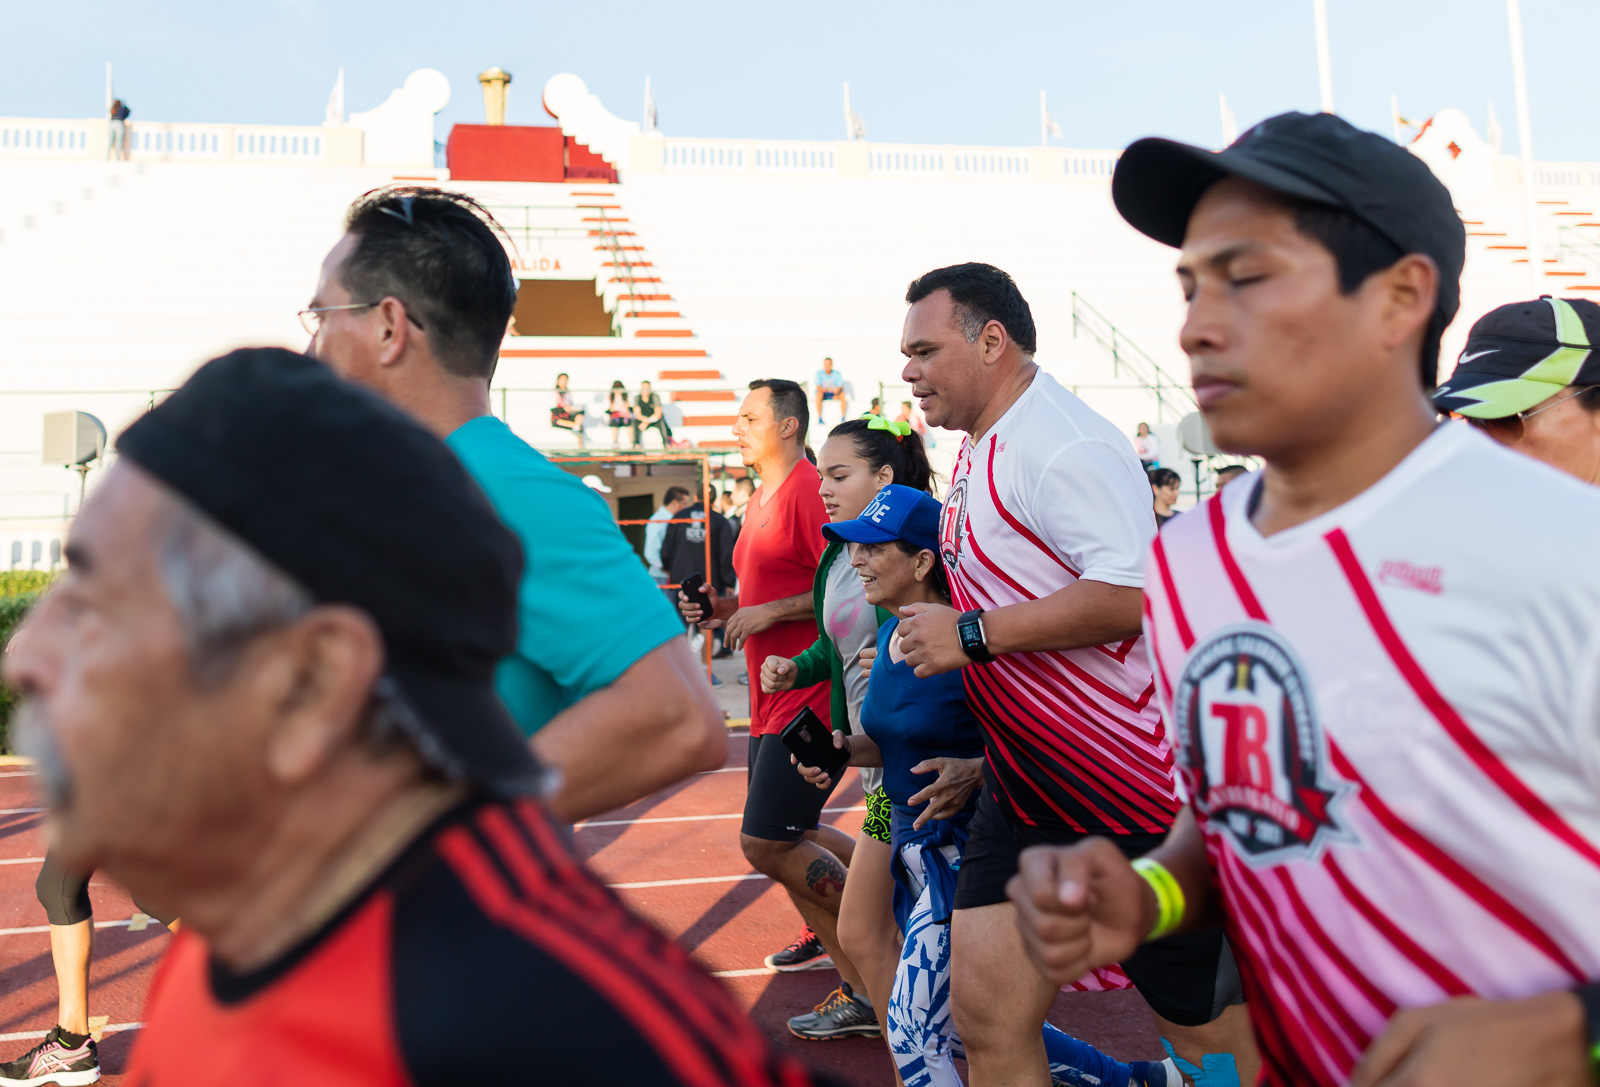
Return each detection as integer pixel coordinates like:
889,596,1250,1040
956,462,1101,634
732,460,831,736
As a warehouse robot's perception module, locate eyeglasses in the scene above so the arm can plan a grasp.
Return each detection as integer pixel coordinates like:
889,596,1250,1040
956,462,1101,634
297,302,427,338
1464,386,1591,444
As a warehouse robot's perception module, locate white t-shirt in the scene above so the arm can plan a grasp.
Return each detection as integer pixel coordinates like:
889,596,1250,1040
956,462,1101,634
939,370,1171,835
1143,422,1600,1087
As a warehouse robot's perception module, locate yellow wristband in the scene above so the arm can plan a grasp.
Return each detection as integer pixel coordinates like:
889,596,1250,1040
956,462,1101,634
1132,857,1186,941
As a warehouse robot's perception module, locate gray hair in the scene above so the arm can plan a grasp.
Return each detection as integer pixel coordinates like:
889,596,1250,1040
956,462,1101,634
156,496,452,772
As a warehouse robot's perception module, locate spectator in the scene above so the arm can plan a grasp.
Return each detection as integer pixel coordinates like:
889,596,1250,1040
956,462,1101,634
551,372,586,446
660,490,736,619
727,475,755,538
1148,466,1182,525
606,379,634,448
679,380,855,1030
645,485,694,593
1213,463,1248,490
815,356,847,424
896,398,927,435
795,485,1176,1087
866,397,883,416
1132,421,1160,468
305,187,723,822
758,416,935,1040
634,379,672,448
4,347,826,1087
1437,296,1600,485
894,262,1253,1080
108,98,130,161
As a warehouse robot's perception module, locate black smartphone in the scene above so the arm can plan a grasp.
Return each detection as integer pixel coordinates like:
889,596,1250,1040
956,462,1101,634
779,707,849,778
678,573,710,619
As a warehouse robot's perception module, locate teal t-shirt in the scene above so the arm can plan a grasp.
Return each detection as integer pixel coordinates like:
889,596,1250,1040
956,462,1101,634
445,416,684,737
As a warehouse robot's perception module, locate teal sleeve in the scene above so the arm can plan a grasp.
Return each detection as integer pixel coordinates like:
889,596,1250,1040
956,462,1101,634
467,449,683,731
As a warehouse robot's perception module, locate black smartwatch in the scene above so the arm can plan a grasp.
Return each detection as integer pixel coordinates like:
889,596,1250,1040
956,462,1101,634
1576,981,1600,1080
957,609,994,664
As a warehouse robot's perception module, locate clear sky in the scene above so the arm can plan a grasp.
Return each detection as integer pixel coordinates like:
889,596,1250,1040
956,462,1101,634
3,1,1597,161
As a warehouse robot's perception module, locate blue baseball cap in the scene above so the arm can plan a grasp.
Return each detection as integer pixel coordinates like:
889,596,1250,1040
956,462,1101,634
822,484,942,552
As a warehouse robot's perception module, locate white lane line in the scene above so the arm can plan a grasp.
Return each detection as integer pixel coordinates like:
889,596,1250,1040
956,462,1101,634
711,967,773,978
0,808,43,816
578,805,865,829
0,857,43,866
0,1023,140,1043
697,767,745,774
609,873,768,890
0,919,135,937
0,771,36,778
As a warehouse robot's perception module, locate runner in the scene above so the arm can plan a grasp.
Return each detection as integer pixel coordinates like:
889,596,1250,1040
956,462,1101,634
893,261,1256,1084
795,483,1182,1087
759,414,935,1038
679,379,864,1022
5,347,836,1087
1008,111,1600,1087
307,187,724,822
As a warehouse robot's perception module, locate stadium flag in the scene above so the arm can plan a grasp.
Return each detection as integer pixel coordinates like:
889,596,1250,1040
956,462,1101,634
1218,93,1238,148
324,69,345,127
1040,90,1063,146
1486,101,1504,152
843,83,866,141
643,76,658,132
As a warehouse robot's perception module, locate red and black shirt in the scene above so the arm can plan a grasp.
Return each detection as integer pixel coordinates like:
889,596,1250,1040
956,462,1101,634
127,795,827,1087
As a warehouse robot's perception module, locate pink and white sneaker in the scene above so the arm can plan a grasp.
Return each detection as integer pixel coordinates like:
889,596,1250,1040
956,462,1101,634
0,1027,100,1086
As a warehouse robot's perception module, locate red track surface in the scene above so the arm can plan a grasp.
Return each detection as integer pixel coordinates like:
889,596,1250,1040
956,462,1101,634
0,733,1166,1084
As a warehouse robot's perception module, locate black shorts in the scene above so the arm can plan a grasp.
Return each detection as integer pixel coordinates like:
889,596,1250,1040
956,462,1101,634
741,733,840,843
953,786,1243,1027
36,848,176,928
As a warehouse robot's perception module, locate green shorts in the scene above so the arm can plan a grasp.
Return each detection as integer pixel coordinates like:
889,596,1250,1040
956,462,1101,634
863,786,892,845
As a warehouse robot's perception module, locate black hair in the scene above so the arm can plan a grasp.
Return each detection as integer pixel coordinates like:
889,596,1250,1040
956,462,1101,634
1148,467,1181,489
663,486,691,505
748,378,810,445
891,538,951,601
341,187,518,381
1291,203,1443,389
611,380,625,390
826,418,936,494
905,263,1038,356
1579,385,1600,413
1215,464,1249,480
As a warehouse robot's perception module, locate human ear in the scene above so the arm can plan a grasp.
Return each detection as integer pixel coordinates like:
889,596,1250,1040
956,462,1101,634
264,606,384,787
914,549,935,583
981,319,1008,365
875,463,894,487
1377,254,1438,355
375,297,411,368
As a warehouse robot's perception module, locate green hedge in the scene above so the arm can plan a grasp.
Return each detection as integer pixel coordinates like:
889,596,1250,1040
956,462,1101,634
0,572,56,753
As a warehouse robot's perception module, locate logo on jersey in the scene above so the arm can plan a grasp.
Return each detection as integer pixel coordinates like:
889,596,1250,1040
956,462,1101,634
940,476,969,571
1171,622,1353,864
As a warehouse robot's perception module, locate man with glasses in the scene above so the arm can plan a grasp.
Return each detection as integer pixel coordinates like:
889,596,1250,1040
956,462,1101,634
1434,295,1600,485
303,187,726,822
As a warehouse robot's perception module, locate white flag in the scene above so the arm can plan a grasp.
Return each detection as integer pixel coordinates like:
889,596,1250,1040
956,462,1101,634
1219,93,1238,147
1040,90,1063,146
843,82,866,141
643,76,658,132
324,68,345,127
1486,101,1504,153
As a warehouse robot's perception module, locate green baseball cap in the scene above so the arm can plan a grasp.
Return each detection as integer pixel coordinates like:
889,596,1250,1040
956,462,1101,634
1434,296,1600,418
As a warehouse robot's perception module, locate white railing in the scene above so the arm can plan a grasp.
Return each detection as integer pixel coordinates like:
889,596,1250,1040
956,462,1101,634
665,140,746,172
0,116,338,164
953,150,1031,177
871,147,946,176
0,120,93,157
1063,150,1119,178
1532,162,1600,189
754,142,835,173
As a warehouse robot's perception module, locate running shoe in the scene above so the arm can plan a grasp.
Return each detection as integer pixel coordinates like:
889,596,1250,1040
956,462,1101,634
0,1027,100,1086
1126,1057,1182,1087
763,926,833,972
786,982,880,1040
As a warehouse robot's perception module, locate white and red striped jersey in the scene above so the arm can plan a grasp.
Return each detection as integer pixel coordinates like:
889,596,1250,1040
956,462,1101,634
939,371,1177,835
1144,422,1600,1087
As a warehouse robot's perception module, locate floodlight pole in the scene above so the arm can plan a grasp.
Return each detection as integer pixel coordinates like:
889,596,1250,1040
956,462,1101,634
1507,0,1543,296
1313,0,1334,113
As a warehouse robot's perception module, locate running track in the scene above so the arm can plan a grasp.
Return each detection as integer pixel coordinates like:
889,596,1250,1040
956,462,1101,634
0,736,1163,1083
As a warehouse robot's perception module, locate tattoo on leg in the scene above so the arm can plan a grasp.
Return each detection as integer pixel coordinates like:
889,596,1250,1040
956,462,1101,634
804,856,847,898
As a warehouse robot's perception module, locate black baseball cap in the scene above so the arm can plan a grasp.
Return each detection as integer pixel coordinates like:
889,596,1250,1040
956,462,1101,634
116,347,542,795
1112,111,1466,365
1433,296,1600,418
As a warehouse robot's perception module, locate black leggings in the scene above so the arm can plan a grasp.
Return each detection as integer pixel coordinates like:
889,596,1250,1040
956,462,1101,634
36,848,175,928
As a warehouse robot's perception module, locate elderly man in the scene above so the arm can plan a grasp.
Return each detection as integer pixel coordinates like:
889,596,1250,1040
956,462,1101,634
5,348,830,1087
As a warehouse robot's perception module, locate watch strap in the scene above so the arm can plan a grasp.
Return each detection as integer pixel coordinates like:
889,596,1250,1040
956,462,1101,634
958,609,994,664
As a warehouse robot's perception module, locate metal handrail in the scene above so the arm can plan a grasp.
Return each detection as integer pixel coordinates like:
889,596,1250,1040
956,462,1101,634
479,202,639,336
1069,292,1196,423
1556,225,1600,276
